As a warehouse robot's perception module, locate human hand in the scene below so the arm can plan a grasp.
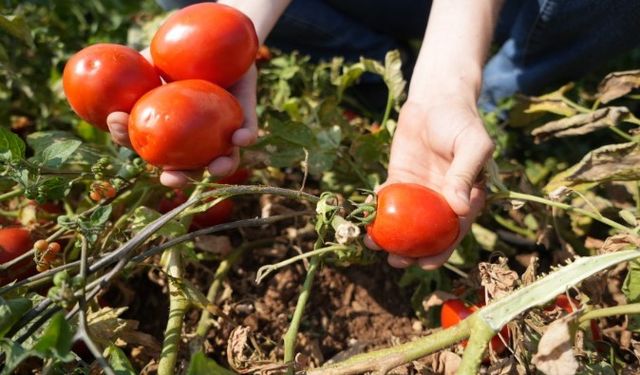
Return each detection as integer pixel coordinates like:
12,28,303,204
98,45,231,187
365,97,494,270
106,64,258,187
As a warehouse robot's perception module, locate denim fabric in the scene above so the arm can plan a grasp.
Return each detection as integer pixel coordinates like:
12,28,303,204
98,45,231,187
156,0,640,111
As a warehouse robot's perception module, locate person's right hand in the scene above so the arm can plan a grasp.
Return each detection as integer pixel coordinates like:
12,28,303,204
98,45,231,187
364,95,494,270
106,64,259,188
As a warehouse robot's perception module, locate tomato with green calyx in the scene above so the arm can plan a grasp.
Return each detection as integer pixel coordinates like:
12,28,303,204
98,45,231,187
151,3,258,88
441,299,510,354
366,183,459,258
62,43,161,131
158,190,234,231
128,79,243,170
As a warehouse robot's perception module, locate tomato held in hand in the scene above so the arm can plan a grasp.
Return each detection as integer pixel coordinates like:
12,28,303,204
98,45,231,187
366,183,459,258
62,43,161,131
128,79,243,170
441,299,510,354
151,3,258,88
158,190,234,230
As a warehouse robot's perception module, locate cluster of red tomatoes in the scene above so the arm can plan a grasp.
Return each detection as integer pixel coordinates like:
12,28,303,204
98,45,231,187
0,227,63,285
62,2,258,170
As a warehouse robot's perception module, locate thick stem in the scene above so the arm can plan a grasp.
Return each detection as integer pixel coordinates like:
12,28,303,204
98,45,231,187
457,316,494,375
157,248,189,375
306,319,472,375
491,191,632,233
0,188,23,202
284,255,321,374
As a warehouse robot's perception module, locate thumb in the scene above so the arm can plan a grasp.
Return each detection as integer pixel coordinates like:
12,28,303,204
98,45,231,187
443,126,494,216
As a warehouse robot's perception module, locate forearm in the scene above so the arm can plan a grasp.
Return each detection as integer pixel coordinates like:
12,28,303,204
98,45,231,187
218,0,292,44
409,0,504,104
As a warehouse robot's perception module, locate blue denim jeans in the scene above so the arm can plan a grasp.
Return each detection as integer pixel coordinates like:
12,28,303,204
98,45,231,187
156,0,640,111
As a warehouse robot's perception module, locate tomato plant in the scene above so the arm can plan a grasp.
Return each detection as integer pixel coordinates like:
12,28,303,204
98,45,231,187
128,79,243,170
367,183,459,257
441,298,510,354
150,2,258,88
158,190,234,230
62,43,162,131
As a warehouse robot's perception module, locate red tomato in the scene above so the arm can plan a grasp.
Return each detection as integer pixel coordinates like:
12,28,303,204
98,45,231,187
0,227,36,285
128,79,243,170
62,43,161,131
217,168,252,185
158,190,234,231
150,3,258,88
0,227,33,264
546,295,602,341
441,299,509,354
366,183,459,258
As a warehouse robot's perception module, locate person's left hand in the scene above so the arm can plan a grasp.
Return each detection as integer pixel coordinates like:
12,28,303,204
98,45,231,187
106,64,259,187
364,96,494,270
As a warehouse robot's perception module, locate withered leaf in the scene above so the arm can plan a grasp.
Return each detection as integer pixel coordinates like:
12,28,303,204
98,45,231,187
598,69,640,104
509,84,578,127
478,257,519,300
531,318,579,375
531,106,633,143
547,142,640,188
600,233,640,254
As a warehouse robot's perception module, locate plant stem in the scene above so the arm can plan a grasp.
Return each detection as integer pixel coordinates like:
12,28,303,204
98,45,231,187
381,92,394,134
195,239,273,339
0,188,23,202
283,255,320,374
255,244,350,284
306,319,472,375
579,303,640,328
458,316,494,375
491,191,632,233
609,126,634,142
157,248,189,375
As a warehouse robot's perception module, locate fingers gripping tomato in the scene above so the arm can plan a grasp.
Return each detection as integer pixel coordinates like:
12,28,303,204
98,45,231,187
441,299,510,354
128,80,243,170
151,3,258,88
62,43,161,131
366,183,459,258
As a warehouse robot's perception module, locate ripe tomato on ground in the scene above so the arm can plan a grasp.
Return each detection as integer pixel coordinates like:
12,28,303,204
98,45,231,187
158,190,234,230
441,299,510,354
366,183,459,258
62,43,161,131
0,227,35,285
151,3,258,88
128,79,243,170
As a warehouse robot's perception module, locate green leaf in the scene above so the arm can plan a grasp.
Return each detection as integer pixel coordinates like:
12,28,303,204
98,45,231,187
130,207,189,245
268,116,315,147
0,15,34,47
27,131,106,167
32,312,75,361
383,50,407,108
0,127,26,161
38,139,82,168
105,344,137,375
186,351,236,375
623,260,640,303
0,298,32,338
0,339,32,375
90,204,113,226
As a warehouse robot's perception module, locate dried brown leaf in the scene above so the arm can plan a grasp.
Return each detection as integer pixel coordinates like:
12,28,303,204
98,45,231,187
600,233,640,254
548,142,640,187
431,351,461,375
598,69,640,103
531,318,579,375
194,235,232,255
478,257,519,300
422,291,459,310
531,106,632,143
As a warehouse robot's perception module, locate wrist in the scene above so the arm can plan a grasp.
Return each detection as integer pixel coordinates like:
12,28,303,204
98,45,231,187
407,67,482,109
